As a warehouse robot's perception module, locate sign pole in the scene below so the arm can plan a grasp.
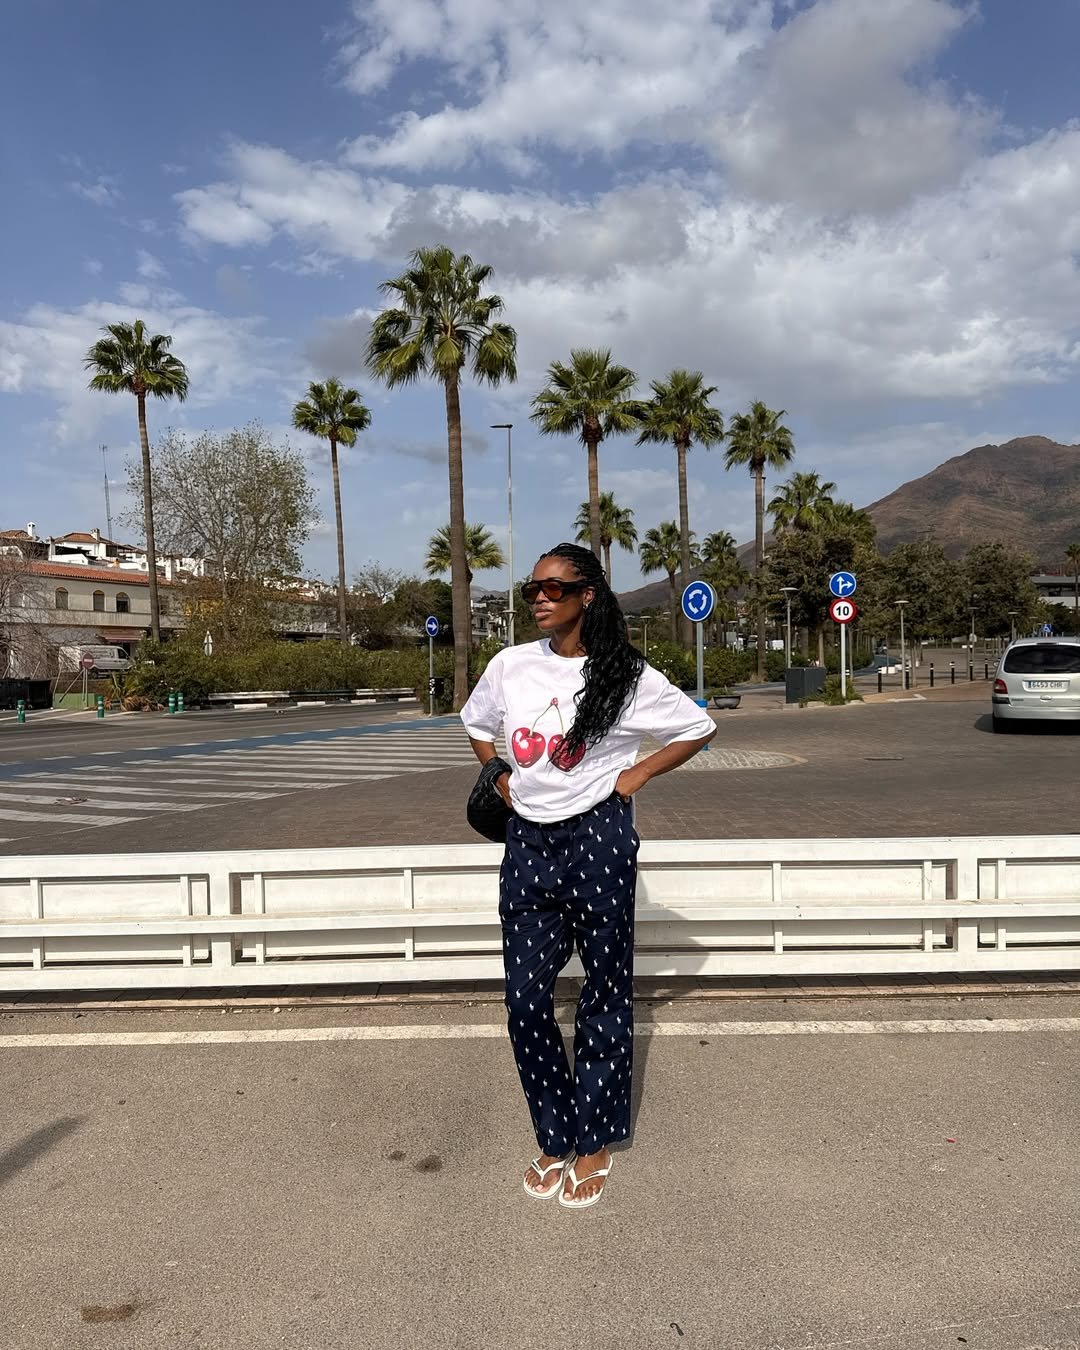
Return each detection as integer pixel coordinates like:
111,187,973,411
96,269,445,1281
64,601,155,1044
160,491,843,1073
428,633,434,716
839,618,847,700
696,621,704,702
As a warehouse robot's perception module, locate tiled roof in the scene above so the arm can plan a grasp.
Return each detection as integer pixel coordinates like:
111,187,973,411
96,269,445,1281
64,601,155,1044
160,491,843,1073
28,561,169,586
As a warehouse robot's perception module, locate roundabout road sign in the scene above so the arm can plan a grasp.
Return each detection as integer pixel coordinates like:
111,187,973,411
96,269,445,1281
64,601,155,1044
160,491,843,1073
424,615,440,638
829,598,857,625
680,581,717,624
829,571,857,598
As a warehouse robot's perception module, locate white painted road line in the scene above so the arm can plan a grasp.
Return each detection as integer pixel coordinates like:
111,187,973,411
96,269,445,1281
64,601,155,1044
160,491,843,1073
0,806,138,825
4,1018,1080,1050
13,781,282,799
0,790,205,812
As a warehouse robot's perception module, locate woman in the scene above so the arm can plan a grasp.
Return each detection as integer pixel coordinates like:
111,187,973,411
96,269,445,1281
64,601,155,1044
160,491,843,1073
461,543,716,1209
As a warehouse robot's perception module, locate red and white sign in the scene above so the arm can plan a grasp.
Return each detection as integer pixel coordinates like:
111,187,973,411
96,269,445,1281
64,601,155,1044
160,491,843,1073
829,598,857,625
79,653,96,671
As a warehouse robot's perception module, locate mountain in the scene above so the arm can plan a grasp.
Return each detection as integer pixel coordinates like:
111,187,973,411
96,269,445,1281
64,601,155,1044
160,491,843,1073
864,436,1080,563
616,435,1080,610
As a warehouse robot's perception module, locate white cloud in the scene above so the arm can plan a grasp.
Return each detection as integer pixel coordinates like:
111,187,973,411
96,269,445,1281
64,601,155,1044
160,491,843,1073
69,176,121,207
136,249,168,281
338,0,987,210
0,288,283,443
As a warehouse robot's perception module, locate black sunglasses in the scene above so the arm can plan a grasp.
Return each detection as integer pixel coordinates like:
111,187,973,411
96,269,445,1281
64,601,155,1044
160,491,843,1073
521,577,589,604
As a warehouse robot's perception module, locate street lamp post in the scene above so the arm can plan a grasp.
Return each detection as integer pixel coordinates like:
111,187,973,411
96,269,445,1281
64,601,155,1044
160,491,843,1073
1007,610,1018,644
780,587,797,669
491,423,514,646
896,600,908,691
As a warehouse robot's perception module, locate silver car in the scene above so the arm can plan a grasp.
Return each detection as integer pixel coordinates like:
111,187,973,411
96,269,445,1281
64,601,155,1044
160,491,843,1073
992,637,1080,731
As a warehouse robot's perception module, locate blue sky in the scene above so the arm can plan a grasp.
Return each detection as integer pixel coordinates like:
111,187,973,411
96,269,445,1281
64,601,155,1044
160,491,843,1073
3,0,1080,592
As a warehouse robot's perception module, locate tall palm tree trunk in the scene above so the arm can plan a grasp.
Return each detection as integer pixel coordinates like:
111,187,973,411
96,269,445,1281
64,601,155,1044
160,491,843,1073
754,465,765,680
676,438,692,648
1074,568,1079,636
667,572,678,643
444,377,471,710
329,435,349,647
602,541,612,582
586,437,602,561
137,392,161,644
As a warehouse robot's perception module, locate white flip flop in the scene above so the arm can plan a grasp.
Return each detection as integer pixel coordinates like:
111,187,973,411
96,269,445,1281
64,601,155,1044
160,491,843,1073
523,1153,571,1200
558,1154,613,1209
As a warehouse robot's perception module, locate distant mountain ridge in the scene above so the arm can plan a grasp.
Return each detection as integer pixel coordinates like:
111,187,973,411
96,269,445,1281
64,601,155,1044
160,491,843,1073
616,435,1080,612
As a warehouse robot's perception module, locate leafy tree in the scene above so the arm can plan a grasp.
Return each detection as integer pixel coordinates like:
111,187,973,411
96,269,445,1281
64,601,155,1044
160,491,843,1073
872,538,964,645
1066,542,1080,636
123,424,317,646
573,491,637,582
724,401,795,678
639,521,697,643
530,348,637,561
964,541,1041,638
367,245,517,709
84,319,189,641
768,471,836,535
424,522,505,622
634,370,723,642
821,500,877,549
292,378,372,647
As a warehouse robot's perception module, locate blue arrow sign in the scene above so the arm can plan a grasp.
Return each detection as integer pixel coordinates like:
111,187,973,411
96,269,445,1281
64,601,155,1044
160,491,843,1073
680,581,717,624
829,571,857,599
424,615,440,637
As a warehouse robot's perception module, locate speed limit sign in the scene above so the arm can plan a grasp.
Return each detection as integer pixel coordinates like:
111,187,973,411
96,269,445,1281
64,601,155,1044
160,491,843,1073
829,598,857,624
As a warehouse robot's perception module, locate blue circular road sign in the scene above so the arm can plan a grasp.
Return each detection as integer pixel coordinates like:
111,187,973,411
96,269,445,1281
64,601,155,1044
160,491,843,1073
828,571,857,599
680,581,717,624
424,615,440,637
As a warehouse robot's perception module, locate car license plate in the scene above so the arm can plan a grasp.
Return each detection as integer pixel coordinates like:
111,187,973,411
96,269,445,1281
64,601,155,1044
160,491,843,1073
1027,680,1067,690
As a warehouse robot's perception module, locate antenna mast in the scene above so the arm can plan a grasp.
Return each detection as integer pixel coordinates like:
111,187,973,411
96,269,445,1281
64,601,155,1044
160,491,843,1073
101,444,114,540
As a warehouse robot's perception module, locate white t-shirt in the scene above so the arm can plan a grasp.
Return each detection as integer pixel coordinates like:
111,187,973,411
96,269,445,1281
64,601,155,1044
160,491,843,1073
461,639,715,823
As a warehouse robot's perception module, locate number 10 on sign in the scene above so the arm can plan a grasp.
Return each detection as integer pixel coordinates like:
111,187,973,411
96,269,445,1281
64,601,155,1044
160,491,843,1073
829,598,857,698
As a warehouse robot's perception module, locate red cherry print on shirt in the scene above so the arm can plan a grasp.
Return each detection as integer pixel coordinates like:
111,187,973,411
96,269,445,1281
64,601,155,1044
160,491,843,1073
511,728,546,767
548,734,585,771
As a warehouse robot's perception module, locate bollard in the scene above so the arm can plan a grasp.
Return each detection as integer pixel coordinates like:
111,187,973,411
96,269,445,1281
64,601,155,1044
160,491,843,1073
930,663,935,687
950,662,956,685
177,691,185,714
167,692,177,716
968,662,974,682
16,698,25,725
96,694,105,719
984,662,989,681
877,672,883,694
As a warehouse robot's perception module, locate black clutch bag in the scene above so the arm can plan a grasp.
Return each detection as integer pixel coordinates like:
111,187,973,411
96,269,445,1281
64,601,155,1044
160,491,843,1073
467,756,514,842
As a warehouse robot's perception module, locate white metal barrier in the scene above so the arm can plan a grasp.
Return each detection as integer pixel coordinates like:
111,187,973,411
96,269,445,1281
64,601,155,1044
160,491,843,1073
1,836,1079,992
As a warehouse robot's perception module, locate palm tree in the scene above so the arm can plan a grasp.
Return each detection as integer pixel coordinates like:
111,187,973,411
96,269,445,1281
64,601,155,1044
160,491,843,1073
84,319,188,642
530,349,637,561
634,370,724,644
367,246,517,709
639,522,696,643
292,378,372,646
425,522,506,625
724,401,795,678
700,531,748,646
1066,543,1080,636
573,491,638,582
768,470,836,535
821,499,877,549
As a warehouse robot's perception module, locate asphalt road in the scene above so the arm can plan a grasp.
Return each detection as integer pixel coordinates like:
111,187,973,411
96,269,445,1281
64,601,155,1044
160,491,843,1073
3,994,1080,1349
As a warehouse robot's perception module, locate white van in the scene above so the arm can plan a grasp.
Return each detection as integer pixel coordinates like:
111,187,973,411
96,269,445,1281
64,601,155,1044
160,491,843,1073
57,644,133,674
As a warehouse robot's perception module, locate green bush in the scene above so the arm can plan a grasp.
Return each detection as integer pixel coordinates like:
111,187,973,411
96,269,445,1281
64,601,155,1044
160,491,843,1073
647,640,696,689
804,674,863,706
703,647,755,689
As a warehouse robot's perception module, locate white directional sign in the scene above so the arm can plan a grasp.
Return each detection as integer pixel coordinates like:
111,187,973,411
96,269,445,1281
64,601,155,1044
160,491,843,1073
829,598,857,625
680,581,717,624
424,615,440,637
829,571,857,598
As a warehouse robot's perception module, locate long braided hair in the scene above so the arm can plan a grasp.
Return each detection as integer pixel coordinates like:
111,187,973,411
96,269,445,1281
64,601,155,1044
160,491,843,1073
539,543,645,762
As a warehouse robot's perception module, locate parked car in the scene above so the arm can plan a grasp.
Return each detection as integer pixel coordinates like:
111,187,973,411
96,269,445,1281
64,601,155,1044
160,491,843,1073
991,638,1080,731
57,644,132,674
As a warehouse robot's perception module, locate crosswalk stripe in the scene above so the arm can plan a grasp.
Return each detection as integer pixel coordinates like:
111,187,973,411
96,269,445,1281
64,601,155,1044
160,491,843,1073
0,790,204,812
14,780,280,800
154,774,376,788
0,807,138,825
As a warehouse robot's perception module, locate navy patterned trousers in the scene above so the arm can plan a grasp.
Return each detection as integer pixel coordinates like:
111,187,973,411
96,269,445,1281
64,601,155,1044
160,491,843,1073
499,794,639,1158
